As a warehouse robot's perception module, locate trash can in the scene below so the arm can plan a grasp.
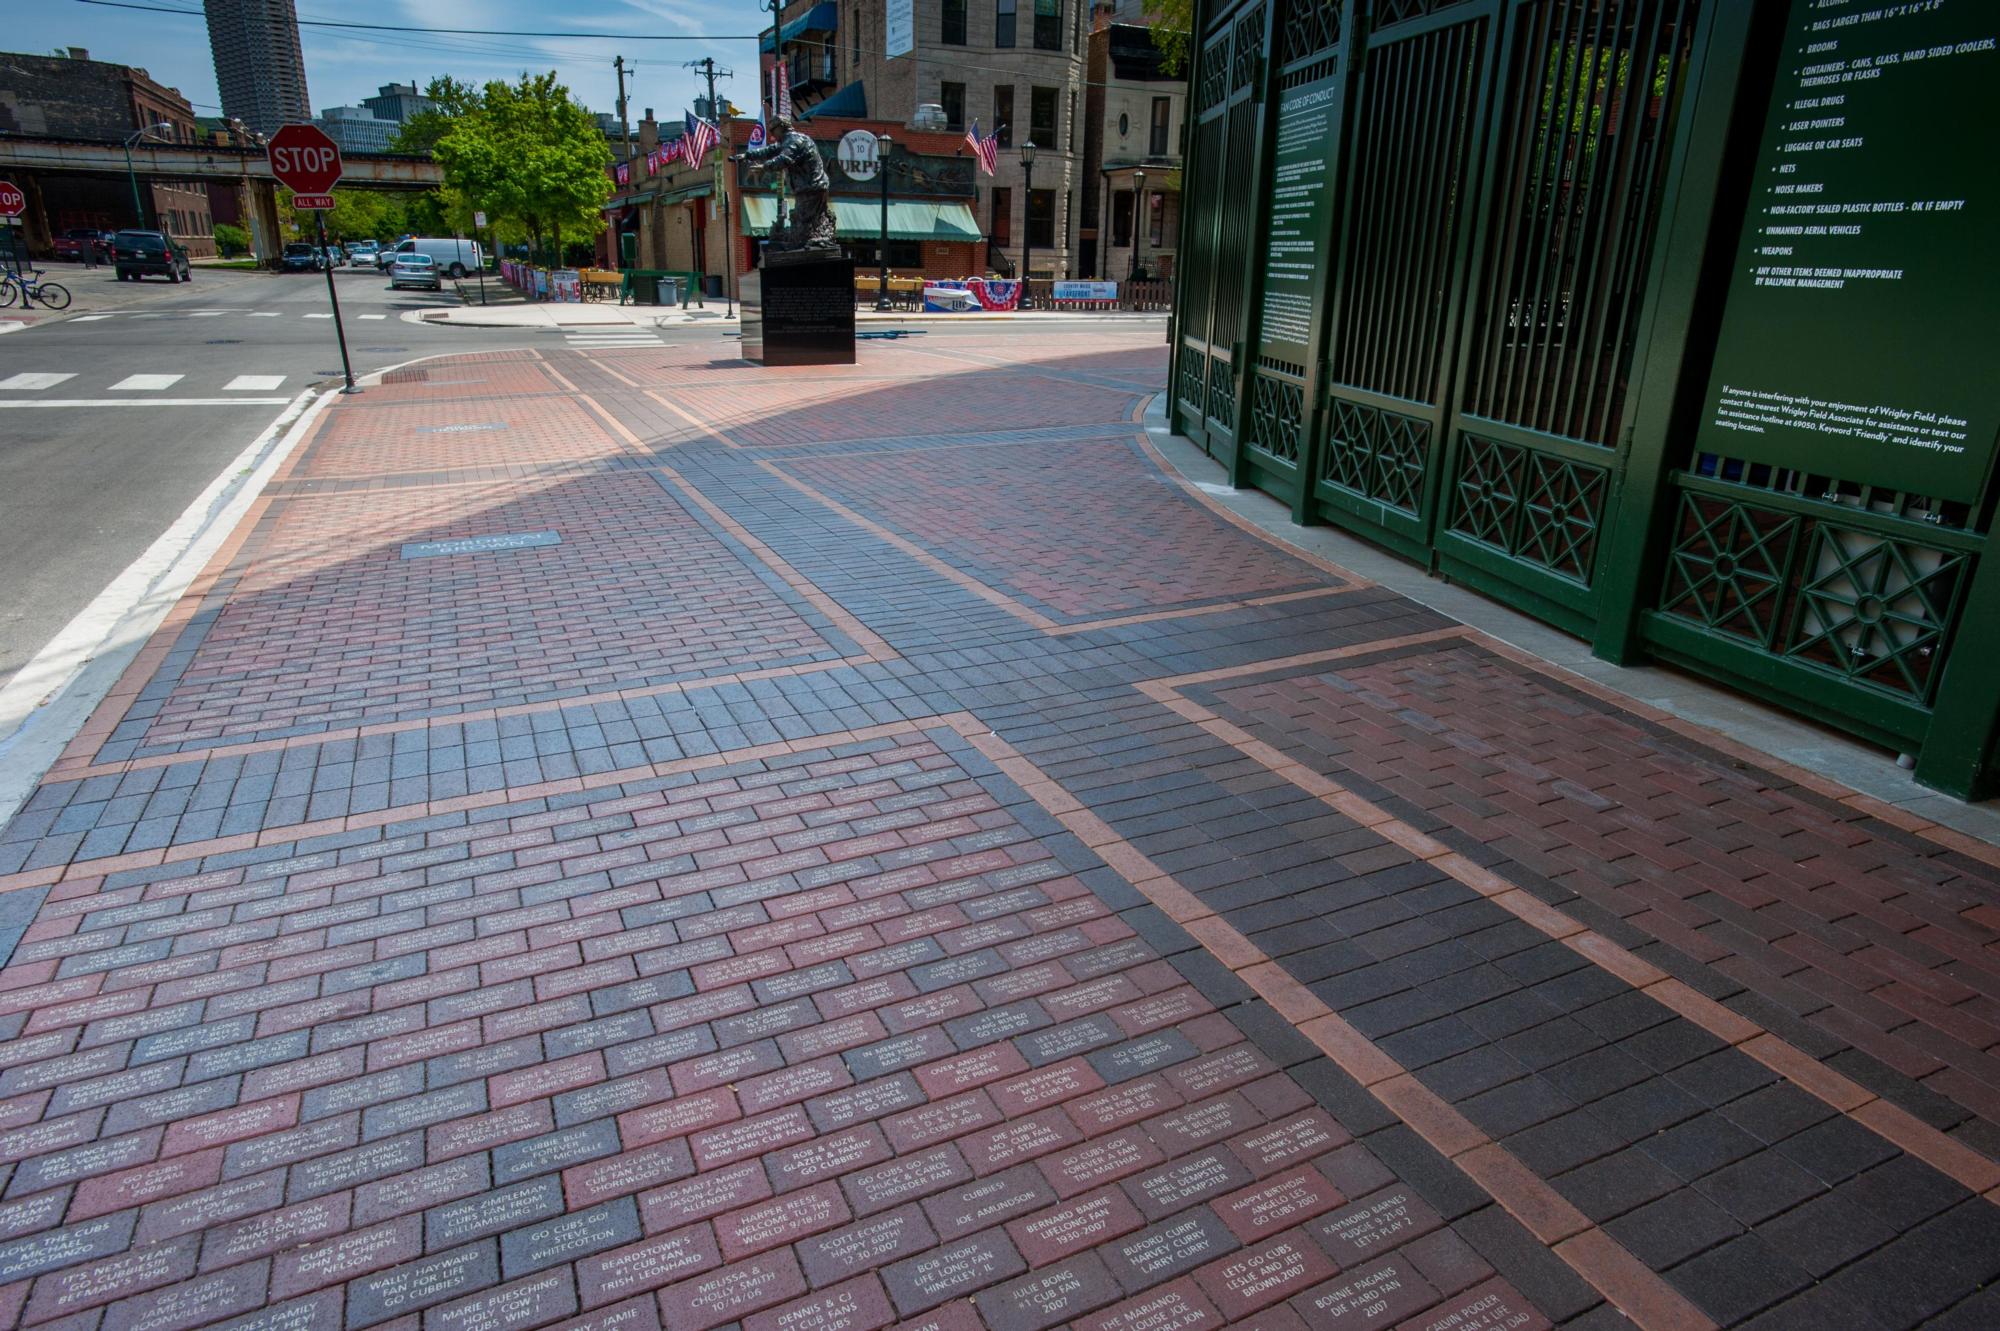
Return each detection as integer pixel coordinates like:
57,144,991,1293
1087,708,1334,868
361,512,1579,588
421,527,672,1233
657,278,680,306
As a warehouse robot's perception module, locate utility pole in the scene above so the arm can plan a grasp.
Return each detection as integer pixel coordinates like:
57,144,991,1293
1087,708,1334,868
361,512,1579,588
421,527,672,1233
614,56,633,165
688,56,737,317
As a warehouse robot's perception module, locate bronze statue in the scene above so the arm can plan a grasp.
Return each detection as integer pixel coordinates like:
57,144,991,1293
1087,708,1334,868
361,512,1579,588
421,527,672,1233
740,116,838,254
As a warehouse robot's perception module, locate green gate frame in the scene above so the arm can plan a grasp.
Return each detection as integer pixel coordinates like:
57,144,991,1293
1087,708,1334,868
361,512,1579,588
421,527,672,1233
1169,0,2000,800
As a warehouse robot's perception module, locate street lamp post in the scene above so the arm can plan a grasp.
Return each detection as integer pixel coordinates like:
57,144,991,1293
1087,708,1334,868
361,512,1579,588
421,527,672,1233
123,122,173,228
1130,170,1147,282
875,134,893,312
1019,141,1036,309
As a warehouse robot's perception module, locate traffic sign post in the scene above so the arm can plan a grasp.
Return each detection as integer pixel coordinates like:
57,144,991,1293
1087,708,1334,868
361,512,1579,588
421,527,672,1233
0,182,24,278
472,210,488,306
268,125,356,393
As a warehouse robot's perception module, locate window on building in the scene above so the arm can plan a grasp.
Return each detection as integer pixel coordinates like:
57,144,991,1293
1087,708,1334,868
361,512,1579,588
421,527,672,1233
1150,97,1171,156
989,186,1012,245
1033,0,1061,50
1111,190,1133,247
940,82,966,131
943,0,966,45
1030,86,1057,146
996,0,1016,48
1026,188,1055,250
843,238,923,268
994,86,1014,145
1068,91,1077,150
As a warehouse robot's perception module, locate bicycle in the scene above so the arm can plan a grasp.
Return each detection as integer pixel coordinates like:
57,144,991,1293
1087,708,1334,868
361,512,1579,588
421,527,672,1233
0,270,72,311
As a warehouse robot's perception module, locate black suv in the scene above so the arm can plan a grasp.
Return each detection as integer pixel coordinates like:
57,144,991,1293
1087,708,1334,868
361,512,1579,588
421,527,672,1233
281,242,324,273
113,230,191,282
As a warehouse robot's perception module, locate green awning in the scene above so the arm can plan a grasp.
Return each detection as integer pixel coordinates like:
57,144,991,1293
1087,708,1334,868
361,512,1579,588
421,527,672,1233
738,197,982,242
602,191,654,211
658,182,714,205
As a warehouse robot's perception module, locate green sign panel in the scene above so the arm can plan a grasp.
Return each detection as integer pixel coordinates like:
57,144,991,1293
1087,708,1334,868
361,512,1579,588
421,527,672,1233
1696,0,1999,502
1257,74,1341,367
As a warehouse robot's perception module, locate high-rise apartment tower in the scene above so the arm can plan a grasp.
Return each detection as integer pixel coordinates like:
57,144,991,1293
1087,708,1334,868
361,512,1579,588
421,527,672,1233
202,0,310,135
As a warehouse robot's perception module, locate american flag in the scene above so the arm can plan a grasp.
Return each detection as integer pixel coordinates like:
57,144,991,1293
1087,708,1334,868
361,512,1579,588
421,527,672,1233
964,119,999,176
683,111,719,166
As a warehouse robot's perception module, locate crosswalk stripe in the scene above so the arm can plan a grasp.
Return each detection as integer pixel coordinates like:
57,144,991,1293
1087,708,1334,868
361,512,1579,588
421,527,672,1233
304,313,332,319
0,373,77,390
109,374,185,390
189,312,224,318
249,312,280,317
225,374,287,391
359,314,388,320
69,314,111,322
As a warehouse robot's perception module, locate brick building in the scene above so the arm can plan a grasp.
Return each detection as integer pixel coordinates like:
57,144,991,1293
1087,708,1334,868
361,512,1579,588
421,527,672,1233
600,115,981,300
0,48,218,256
763,0,1090,280
1080,11,1182,280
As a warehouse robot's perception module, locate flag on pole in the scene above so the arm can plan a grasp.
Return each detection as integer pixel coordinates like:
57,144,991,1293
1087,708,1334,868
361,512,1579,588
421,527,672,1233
776,62,793,119
683,111,719,166
964,119,1000,176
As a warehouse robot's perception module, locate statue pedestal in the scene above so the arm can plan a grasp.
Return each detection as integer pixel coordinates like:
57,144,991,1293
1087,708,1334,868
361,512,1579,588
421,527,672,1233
740,257,855,366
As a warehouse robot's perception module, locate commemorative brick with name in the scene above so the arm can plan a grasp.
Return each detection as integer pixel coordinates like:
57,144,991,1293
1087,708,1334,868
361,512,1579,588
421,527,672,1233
577,1223,722,1307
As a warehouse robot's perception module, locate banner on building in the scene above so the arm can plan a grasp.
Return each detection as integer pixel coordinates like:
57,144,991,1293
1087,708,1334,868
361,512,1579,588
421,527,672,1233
886,0,914,58
1053,280,1116,301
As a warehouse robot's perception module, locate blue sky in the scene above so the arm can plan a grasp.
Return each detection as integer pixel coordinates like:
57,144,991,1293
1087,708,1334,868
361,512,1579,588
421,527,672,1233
19,0,763,128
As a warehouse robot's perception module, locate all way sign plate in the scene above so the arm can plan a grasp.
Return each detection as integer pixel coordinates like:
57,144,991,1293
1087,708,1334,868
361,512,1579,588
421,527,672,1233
292,194,336,210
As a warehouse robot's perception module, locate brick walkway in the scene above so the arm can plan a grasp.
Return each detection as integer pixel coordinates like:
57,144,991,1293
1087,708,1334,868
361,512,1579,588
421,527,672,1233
0,333,1996,1331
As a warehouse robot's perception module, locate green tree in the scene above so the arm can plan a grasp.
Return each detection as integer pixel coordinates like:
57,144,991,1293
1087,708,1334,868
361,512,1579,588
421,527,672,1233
429,72,610,263
212,222,249,256
1149,0,1192,76
389,76,482,155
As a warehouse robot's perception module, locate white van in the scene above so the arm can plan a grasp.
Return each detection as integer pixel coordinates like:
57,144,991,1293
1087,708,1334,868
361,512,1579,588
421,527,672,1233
387,237,483,278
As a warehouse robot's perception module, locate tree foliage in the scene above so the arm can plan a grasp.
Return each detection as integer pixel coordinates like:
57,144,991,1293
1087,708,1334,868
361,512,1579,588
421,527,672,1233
1149,0,1193,76
423,72,611,261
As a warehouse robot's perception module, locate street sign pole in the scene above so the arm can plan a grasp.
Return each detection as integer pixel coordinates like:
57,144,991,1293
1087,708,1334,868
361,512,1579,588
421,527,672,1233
473,209,488,306
316,210,356,392
269,125,355,394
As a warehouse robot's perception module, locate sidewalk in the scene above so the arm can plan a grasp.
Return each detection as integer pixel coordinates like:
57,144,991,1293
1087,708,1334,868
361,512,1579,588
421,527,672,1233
421,302,1165,330
0,333,1994,1331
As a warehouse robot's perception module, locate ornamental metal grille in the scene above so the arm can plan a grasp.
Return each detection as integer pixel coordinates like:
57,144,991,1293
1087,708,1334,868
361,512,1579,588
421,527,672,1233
1321,400,1431,514
1375,0,1476,27
1246,361,1307,463
1450,433,1609,584
1279,0,1341,70
1462,0,1699,445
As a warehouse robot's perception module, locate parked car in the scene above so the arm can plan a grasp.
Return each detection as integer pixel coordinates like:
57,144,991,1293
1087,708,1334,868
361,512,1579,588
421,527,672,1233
53,228,111,261
383,236,482,278
347,241,380,266
375,245,400,271
112,230,191,282
322,244,346,265
281,242,323,272
388,253,441,291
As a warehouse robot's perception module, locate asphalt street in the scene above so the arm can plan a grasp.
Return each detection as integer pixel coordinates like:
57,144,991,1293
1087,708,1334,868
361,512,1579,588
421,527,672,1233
0,262,515,689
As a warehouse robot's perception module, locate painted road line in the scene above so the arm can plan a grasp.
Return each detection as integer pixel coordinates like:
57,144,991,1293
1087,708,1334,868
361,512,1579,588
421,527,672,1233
359,314,388,320
0,397,291,408
303,313,332,319
225,375,287,391
0,322,26,334
110,374,185,390
189,312,224,318
68,314,112,322
249,311,280,317
0,373,77,391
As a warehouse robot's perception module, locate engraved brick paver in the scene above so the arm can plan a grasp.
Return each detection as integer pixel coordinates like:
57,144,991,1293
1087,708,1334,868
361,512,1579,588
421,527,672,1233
0,333,1994,1331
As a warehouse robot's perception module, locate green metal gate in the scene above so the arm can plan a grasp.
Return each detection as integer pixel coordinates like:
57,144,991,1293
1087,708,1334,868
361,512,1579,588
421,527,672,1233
1174,1,1272,471
1173,0,2000,796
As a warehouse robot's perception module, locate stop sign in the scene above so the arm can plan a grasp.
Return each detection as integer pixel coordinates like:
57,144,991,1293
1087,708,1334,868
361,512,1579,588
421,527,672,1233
267,124,343,195
0,181,23,219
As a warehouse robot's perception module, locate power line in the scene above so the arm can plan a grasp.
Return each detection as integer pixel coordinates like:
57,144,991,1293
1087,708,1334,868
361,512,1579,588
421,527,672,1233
72,0,759,41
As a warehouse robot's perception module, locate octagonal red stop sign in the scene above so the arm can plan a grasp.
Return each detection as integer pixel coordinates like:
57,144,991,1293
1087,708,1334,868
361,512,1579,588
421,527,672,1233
0,181,24,218
267,124,343,196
